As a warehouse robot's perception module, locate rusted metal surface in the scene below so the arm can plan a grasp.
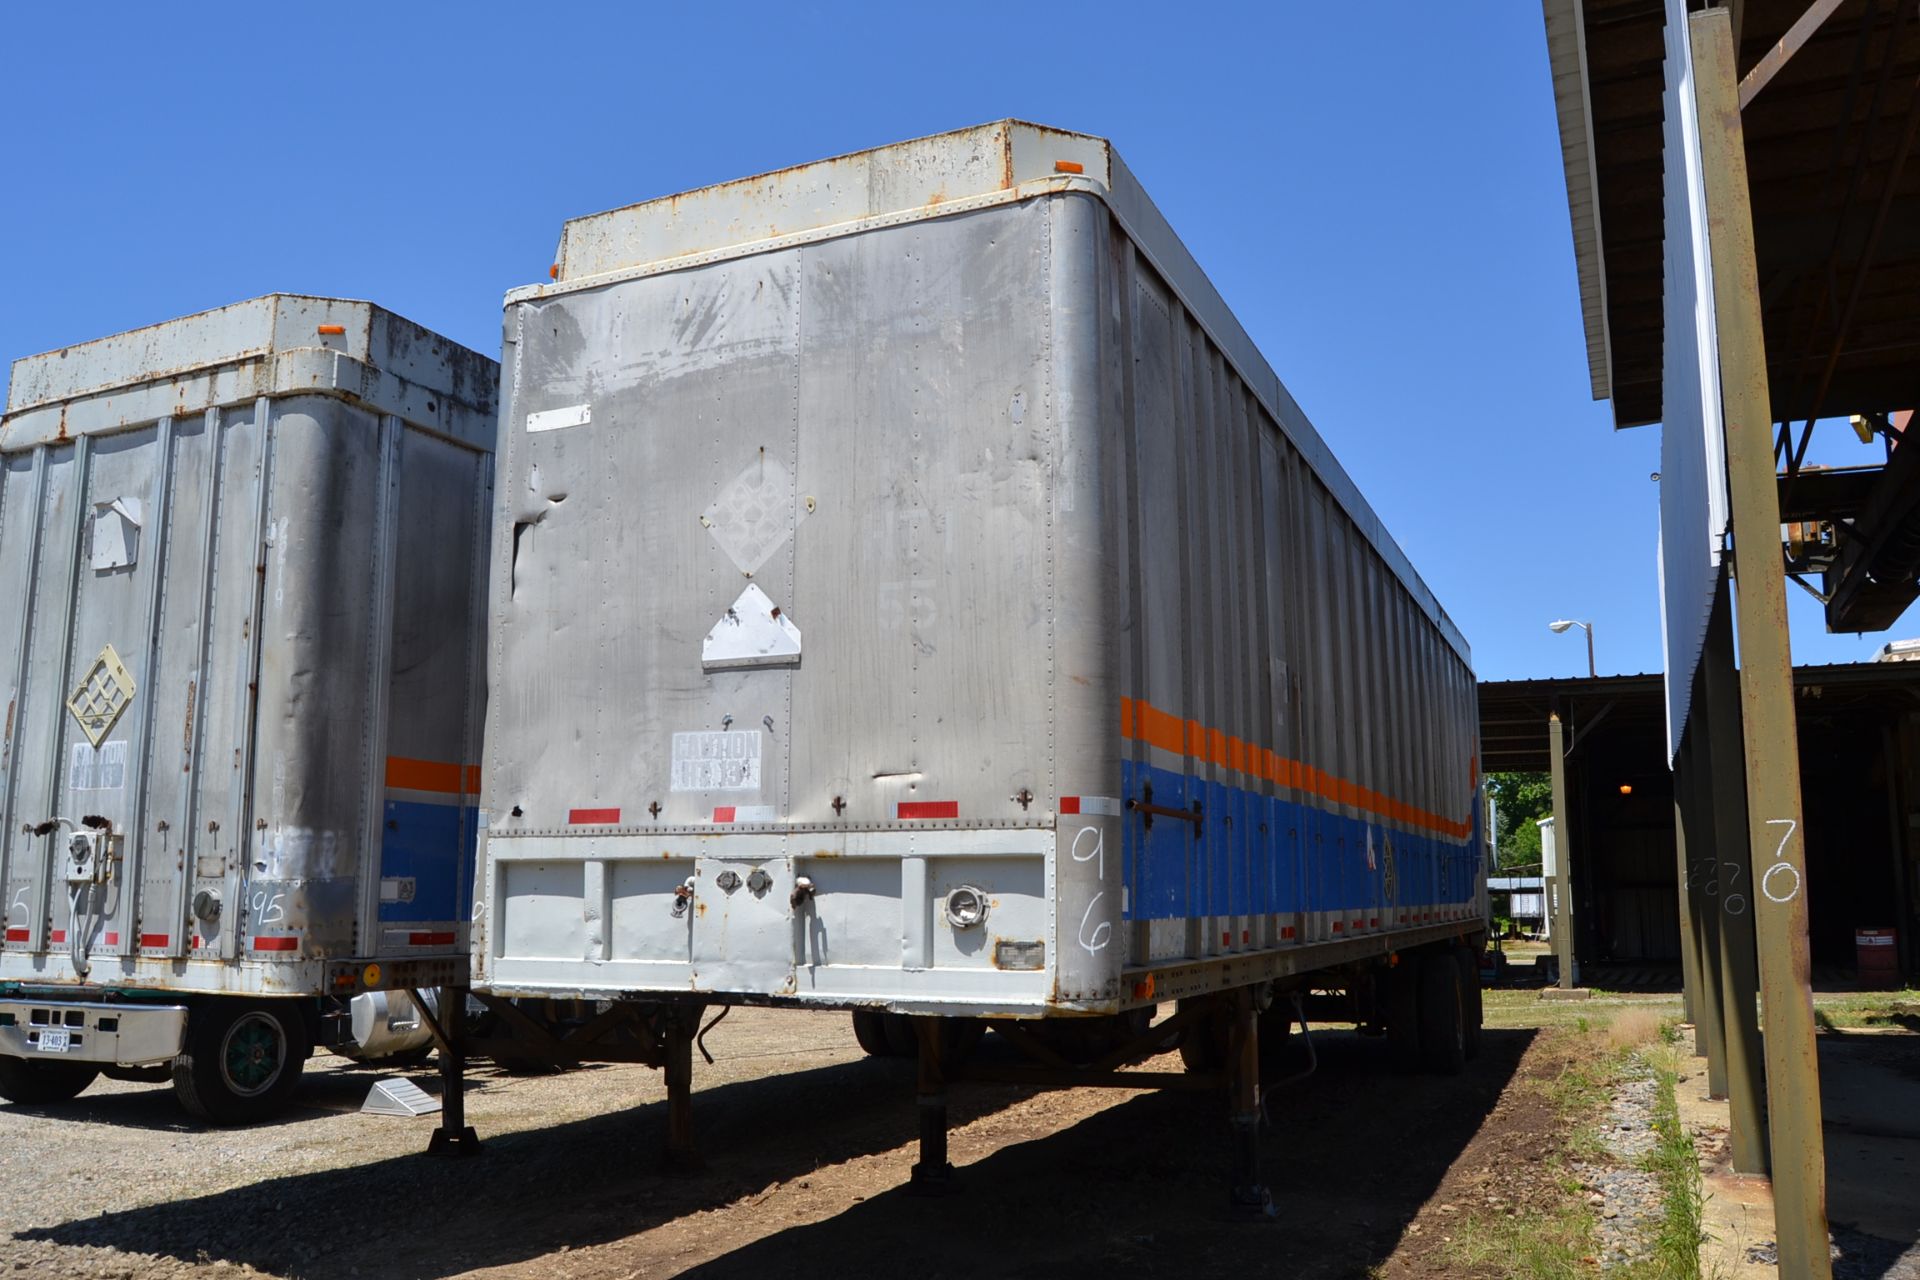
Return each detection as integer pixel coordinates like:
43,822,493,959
1700,576,1769,1174
1677,725,1729,1096
1693,10,1832,1275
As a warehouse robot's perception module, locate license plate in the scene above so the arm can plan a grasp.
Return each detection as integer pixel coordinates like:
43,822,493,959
35,1029,71,1053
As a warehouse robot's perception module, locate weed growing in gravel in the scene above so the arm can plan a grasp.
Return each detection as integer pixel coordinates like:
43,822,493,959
1636,1034,1705,1280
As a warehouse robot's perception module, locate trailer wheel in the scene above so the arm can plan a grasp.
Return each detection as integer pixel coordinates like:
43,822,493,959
881,1012,919,1057
851,1010,897,1057
1418,955,1467,1076
1176,999,1231,1074
0,1056,99,1105
1456,947,1484,1061
1384,961,1422,1073
172,1001,310,1124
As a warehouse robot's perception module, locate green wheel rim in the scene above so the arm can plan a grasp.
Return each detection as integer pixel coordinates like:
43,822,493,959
219,1012,287,1097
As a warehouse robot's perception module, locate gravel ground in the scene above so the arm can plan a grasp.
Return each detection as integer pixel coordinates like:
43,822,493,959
1571,1060,1665,1272
1,1007,1574,1280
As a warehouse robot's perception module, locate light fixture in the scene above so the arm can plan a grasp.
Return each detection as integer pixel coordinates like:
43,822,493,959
1619,784,1633,796
945,885,988,929
1548,619,1597,677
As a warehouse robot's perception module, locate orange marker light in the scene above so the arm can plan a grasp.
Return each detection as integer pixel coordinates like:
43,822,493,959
1054,160,1084,175
549,264,560,279
1618,784,1633,796
316,324,346,336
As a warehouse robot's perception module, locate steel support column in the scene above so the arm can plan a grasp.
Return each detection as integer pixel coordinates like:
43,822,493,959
1548,713,1577,989
1678,725,1730,1097
1701,575,1770,1174
1693,11,1831,1273
1673,793,1701,1026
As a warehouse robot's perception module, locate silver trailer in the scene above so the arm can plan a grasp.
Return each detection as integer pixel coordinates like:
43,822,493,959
0,295,495,1121
462,122,1485,1206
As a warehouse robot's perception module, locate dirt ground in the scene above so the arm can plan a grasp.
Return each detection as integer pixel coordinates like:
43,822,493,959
0,1000,1587,1280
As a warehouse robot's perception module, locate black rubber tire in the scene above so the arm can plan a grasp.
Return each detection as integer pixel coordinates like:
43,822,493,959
1456,947,1485,1061
851,1010,894,1057
1418,954,1467,1077
171,1000,311,1124
880,1011,918,1057
0,1055,99,1105
1176,998,1231,1074
1384,961,1422,1074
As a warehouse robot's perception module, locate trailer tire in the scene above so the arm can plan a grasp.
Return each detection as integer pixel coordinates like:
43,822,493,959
1418,955,1467,1076
1456,947,1484,1061
880,1012,918,1057
851,1010,898,1057
1176,999,1231,1074
1384,961,1422,1073
172,1001,310,1124
0,1056,99,1105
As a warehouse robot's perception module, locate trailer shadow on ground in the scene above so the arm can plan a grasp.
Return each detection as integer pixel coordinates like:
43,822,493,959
16,1026,1535,1279
678,1027,1540,1280
13,1049,1042,1277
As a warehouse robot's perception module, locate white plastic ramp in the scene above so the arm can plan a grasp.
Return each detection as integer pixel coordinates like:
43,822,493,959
361,1077,440,1117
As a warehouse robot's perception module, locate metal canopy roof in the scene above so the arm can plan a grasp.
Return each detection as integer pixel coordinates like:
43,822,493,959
1479,659,1920,772
1546,0,1920,430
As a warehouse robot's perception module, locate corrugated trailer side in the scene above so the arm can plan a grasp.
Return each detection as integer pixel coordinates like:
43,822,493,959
1098,199,1484,1001
458,123,1484,1207
0,296,496,1122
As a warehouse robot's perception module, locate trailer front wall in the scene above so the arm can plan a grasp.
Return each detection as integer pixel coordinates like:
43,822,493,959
1101,216,1483,970
478,187,1481,1015
1,301,493,995
483,197,1094,1009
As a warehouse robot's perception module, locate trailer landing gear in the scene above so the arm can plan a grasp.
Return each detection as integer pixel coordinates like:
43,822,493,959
419,985,480,1158
1227,988,1276,1220
908,1018,957,1195
663,1005,703,1173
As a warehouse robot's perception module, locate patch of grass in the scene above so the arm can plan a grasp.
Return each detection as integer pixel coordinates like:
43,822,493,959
1446,1203,1600,1279
1808,990,1919,1030
1607,1006,1666,1052
1636,1037,1705,1280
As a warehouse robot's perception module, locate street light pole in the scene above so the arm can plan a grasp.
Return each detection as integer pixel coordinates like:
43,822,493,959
1549,619,1597,677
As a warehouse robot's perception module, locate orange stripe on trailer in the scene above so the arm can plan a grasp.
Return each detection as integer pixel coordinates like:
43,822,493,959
385,756,480,795
1118,695,1476,843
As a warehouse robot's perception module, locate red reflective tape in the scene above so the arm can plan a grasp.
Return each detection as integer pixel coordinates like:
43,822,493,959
50,930,65,943
897,801,958,820
1369,918,1378,928
408,930,456,946
5,928,29,942
568,807,621,825
1241,929,1250,943
1059,796,1082,815
1221,931,1231,947
1331,921,1345,932
103,932,119,945
1281,926,1296,939
251,935,298,952
192,935,204,948
140,933,170,948
712,807,736,823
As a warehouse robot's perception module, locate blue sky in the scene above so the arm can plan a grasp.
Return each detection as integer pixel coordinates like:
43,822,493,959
0,2,1891,679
